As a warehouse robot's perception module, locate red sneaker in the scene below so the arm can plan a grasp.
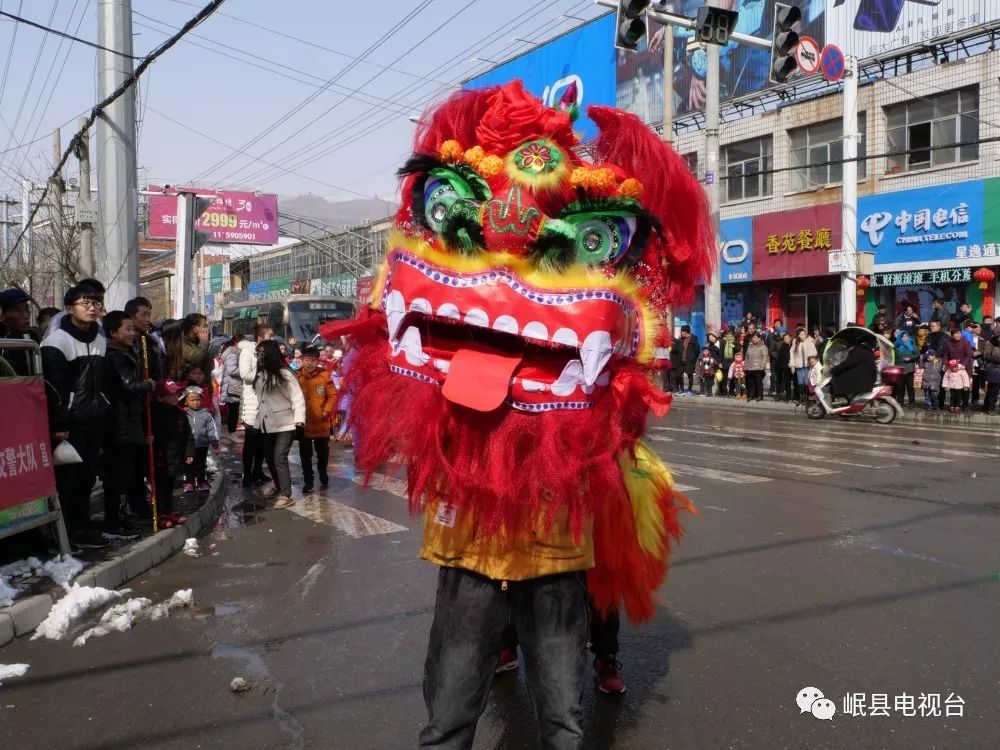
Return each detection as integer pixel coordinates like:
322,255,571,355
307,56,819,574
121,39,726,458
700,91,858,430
594,657,626,694
494,647,519,675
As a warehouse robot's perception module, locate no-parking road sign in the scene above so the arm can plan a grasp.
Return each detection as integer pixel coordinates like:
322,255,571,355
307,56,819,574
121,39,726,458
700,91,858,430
821,44,846,83
795,36,820,76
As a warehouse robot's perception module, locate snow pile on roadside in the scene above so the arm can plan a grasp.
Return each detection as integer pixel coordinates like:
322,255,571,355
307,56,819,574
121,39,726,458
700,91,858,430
31,585,125,641
0,555,85,606
0,663,29,687
73,588,194,646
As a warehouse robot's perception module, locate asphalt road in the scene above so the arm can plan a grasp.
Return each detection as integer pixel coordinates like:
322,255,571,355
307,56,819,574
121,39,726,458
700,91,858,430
2,401,999,750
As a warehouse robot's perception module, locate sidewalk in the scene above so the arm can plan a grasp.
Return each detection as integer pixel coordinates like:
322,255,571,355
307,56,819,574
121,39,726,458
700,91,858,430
667,391,999,425
0,446,234,647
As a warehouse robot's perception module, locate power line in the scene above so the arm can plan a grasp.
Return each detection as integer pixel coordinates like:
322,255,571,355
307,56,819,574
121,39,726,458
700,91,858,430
165,0,452,87
0,7,139,58
0,0,25,138
142,104,396,205
241,0,586,188
211,0,484,187
1,0,230,276
131,15,414,117
188,0,439,185
0,1,59,180
7,0,86,182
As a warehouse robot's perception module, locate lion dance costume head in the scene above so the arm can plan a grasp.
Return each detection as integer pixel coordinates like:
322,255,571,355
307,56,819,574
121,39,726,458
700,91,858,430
323,81,713,621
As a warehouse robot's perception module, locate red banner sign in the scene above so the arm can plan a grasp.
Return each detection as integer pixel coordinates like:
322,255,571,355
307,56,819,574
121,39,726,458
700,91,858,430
0,379,56,511
355,276,376,304
147,186,279,245
752,203,842,281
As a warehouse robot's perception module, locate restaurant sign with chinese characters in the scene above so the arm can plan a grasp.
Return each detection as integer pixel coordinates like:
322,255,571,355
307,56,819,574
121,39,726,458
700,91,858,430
751,203,842,281
868,268,972,288
857,180,991,271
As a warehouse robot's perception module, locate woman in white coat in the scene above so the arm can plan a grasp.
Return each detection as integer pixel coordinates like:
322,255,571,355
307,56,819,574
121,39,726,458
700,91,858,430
254,340,305,508
789,328,819,403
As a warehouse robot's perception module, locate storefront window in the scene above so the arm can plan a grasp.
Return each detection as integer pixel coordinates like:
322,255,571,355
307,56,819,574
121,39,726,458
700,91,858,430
789,115,867,191
723,136,772,202
885,86,978,174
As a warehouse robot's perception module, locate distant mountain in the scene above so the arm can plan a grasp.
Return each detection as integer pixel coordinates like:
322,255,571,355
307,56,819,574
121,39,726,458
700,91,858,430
278,194,397,235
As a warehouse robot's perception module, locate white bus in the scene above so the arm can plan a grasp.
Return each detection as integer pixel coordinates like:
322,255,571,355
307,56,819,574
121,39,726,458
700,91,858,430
221,294,355,344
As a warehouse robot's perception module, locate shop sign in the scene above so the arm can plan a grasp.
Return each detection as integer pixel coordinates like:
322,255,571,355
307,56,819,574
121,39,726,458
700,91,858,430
869,268,972,288
310,273,357,298
751,203,841,281
858,181,984,269
719,217,752,283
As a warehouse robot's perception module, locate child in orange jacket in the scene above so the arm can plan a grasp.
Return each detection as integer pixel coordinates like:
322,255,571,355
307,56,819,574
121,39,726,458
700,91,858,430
296,345,338,491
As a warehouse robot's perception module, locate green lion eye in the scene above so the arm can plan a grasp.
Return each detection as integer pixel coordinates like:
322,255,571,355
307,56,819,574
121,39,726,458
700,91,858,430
569,214,637,266
421,167,490,234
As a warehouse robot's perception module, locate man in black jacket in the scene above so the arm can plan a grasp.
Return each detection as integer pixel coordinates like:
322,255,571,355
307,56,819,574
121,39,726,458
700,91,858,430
669,325,699,393
830,342,877,401
929,298,951,331
102,311,154,535
0,287,34,375
41,285,108,545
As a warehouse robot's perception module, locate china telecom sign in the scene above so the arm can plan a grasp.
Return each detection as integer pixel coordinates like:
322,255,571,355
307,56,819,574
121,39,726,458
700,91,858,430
857,181,984,268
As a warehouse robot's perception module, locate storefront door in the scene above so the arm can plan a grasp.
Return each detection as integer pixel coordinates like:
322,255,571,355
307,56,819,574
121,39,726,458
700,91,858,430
788,292,840,332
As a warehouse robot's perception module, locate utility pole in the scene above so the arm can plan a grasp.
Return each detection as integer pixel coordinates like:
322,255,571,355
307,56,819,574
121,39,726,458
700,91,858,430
49,128,66,304
21,180,32,286
76,116,94,279
839,55,859,328
661,3,676,337
1,194,9,262
703,41,722,336
173,191,211,319
97,0,139,310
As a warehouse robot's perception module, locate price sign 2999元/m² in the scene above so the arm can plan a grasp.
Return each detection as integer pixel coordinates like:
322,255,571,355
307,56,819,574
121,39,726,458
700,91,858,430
147,187,280,246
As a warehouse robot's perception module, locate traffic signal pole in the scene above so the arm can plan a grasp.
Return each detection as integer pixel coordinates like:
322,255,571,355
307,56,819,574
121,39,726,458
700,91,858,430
704,42,722,336
840,55,859,328
661,2,675,335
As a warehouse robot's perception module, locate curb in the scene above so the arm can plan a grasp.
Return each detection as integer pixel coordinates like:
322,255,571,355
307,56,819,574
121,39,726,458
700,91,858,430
667,394,999,425
0,465,228,648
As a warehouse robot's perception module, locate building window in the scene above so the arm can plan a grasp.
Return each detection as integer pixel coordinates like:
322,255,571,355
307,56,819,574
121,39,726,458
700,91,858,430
723,136,772,202
789,114,867,191
885,86,978,173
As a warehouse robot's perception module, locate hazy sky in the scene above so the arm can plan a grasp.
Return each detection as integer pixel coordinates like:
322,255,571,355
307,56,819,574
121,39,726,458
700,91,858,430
0,0,606,203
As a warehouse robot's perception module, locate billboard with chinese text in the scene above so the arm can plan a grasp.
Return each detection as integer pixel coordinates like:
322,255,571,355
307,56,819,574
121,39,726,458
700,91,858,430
148,187,279,245
857,180,987,270
719,216,753,283
463,14,616,141
752,203,841,281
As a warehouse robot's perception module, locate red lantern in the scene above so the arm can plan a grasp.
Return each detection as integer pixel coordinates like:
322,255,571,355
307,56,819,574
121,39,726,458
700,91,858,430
973,266,995,291
856,275,871,297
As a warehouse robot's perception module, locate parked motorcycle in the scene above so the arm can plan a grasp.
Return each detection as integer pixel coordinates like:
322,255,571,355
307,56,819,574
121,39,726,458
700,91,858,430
805,325,904,424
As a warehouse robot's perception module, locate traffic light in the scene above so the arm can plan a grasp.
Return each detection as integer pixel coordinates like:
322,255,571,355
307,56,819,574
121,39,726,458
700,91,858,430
695,5,740,47
615,0,652,52
769,2,802,84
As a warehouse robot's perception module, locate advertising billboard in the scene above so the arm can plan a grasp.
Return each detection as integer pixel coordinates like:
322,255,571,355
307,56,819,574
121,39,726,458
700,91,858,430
827,0,999,61
463,14,616,141
857,180,986,270
752,203,841,281
719,216,753,283
148,187,279,245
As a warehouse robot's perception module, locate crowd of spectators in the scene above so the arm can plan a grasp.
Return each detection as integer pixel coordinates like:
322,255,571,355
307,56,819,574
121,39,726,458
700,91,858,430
0,279,350,550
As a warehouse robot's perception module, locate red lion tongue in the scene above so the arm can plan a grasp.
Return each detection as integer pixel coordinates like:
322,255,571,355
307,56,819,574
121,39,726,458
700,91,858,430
442,346,523,411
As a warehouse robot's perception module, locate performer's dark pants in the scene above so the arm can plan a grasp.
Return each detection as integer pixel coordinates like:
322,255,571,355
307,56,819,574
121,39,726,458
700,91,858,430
501,602,620,661
420,567,587,750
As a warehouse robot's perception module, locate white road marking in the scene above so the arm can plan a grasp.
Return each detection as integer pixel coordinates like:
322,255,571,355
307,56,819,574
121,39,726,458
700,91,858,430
673,483,699,493
287,495,408,537
666,462,772,483
294,562,325,599
655,445,841,477
650,435,877,469
651,425,959,462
